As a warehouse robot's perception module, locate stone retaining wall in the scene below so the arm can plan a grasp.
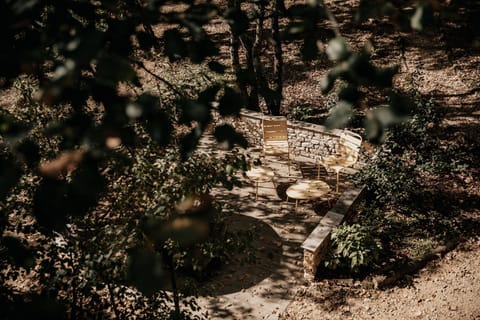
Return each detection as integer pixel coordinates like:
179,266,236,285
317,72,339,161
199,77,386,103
216,109,344,160
301,185,366,281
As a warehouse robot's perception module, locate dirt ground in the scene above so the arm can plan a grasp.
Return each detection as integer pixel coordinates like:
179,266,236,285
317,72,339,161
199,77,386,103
282,237,480,320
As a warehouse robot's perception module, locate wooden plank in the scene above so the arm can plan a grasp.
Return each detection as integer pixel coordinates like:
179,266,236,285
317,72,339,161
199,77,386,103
264,133,288,140
263,119,288,126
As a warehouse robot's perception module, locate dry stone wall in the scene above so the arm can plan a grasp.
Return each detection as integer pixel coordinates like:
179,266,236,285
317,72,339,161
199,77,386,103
214,108,343,159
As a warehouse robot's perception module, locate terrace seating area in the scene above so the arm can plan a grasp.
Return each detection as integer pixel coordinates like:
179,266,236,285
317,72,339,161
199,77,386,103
195,110,368,318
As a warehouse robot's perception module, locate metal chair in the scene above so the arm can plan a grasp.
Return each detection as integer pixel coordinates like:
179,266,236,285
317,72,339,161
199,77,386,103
321,129,362,192
262,117,291,175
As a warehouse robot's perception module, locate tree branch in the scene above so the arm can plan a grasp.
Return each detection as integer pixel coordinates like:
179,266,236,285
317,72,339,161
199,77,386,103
132,60,184,97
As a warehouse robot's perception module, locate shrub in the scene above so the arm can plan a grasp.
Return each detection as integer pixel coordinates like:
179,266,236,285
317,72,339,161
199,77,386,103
356,94,468,207
325,224,381,273
287,104,317,122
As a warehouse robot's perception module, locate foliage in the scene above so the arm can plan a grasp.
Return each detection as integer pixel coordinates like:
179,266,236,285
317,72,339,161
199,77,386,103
325,224,381,273
287,104,318,123
356,95,469,206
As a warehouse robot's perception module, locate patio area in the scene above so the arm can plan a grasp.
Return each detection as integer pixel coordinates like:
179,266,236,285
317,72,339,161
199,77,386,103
195,134,357,319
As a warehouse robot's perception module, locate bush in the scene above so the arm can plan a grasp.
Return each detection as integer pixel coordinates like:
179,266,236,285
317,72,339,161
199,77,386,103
324,224,381,273
287,104,317,122
356,95,468,207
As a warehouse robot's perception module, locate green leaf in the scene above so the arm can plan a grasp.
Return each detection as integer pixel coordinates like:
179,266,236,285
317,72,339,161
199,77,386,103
325,100,353,129
411,1,434,31
338,85,360,103
15,138,40,168
134,94,172,145
373,65,398,87
326,37,351,61
0,113,30,141
67,158,106,216
185,4,218,26
320,73,336,94
178,99,211,125
285,22,305,36
143,110,172,146
4,296,67,319
67,29,105,65
141,214,211,248
301,35,318,61
189,38,219,63
11,0,39,14
180,126,203,159
198,85,221,105
137,31,157,50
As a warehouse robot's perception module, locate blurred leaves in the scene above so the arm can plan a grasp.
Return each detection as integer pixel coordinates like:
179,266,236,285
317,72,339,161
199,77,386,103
224,7,249,35
0,154,22,201
411,1,434,31
218,87,245,116
126,247,166,296
95,54,138,88
325,101,354,129
356,0,437,31
214,124,248,149
207,61,226,74
15,138,40,168
163,29,188,61
2,295,67,320
326,37,351,61
38,149,85,179
141,215,210,249
133,94,172,146
142,194,214,249
34,154,106,230
1,236,36,268
0,113,30,142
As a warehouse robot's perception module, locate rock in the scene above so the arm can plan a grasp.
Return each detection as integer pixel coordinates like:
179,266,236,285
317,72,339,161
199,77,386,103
414,310,423,318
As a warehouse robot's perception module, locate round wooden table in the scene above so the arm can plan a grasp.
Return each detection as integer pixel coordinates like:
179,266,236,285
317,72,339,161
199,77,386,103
286,179,331,212
246,166,275,200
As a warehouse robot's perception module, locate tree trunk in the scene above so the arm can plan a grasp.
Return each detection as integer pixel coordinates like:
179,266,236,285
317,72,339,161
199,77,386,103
271,0,284,116
228,0,250,107
252,3,276,114
241,36,260,110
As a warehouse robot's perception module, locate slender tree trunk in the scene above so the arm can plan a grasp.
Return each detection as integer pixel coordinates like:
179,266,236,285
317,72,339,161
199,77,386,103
228,0,250,108
241,36,260,110
169,260,181,320
271,0,283,115
252,3,276,114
